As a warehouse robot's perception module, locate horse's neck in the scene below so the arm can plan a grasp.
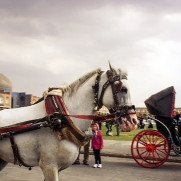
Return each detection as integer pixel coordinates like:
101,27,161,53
63,75,97,115
63,74,97,131
63,72,110,114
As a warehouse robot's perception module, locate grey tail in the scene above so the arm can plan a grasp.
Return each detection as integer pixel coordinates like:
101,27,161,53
0,158,8,171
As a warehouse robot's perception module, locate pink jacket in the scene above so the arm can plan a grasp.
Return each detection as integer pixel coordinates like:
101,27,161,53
91,131,104,149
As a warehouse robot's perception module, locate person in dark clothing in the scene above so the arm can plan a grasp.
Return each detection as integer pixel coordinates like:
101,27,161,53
73,140,90,165
105,121,113,136
138,116,145,129
173,110,181,146
148,121,153,129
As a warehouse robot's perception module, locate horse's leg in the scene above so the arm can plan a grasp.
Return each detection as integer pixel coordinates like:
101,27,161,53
40,163,59,181
58,171,61,181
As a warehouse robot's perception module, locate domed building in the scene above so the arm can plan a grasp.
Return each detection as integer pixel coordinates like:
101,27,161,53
0,73,12,109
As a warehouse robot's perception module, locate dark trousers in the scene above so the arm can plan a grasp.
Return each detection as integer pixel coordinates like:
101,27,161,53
93,149,101,164
83,140,90,163
76,140,90,163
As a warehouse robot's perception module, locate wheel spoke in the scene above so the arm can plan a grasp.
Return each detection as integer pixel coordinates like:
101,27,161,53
153,135,160,144
156,148,167,156
155,150,165,159
154,150,161,160
133,146,145,149
152,152,159,163
137,139,147,146
144,151,149,160
142,134,148,144
138,150,147,157
145,135,152,143
156,140,165,146
156,143,165,147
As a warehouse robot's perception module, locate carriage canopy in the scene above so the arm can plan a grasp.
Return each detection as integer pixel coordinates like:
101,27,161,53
144,86,175,117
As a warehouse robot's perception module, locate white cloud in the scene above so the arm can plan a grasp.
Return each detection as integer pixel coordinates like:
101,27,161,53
1,0,181,107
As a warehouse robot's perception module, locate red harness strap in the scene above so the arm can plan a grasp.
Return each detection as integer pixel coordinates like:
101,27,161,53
66,114,115,121
45,95,73,124
45,95,69,114
0,124,31,134
66,112,136,122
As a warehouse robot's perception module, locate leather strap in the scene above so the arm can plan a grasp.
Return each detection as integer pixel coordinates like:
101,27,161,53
92,70,122,111
9,134,33,170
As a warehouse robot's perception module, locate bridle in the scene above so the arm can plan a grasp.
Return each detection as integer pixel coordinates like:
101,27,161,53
92,68,136,117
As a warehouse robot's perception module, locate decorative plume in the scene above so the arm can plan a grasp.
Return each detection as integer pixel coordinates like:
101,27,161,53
108,60,113,72
108,60,117,75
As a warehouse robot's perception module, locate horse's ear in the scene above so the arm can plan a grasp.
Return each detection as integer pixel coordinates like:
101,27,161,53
118,68,122,77
121,69,128,79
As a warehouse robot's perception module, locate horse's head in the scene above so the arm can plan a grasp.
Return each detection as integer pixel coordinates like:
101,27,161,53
93,63,139,132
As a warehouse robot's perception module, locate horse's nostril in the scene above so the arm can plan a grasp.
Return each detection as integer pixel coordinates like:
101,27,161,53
132,118,137,125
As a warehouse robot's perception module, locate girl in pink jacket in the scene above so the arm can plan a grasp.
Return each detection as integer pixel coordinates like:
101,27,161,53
91,123,104,168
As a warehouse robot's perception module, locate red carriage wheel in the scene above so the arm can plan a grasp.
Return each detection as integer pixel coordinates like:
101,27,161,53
131,130,170,168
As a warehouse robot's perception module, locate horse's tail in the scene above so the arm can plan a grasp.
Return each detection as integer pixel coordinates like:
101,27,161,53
0,158,8,171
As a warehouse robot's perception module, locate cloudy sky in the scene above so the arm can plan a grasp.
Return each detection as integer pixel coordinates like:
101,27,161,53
0,0,181,107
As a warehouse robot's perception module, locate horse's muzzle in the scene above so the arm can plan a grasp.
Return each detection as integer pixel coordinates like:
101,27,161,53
115,106,139,132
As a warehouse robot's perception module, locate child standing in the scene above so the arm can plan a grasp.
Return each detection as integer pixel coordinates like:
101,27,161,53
91,123,104,168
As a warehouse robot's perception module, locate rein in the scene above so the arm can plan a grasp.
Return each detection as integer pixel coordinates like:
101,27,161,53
65,114,115,121
63,112,136,121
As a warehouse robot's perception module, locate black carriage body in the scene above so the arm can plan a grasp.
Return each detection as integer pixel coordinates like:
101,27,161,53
144,86,180,146
145,86,175,117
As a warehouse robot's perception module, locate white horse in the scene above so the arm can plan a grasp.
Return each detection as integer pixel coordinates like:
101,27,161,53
0,65,138,181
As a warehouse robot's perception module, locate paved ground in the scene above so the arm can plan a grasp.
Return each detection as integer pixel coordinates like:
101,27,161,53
1,140,181,181
1,155,181,181
88,140,181,163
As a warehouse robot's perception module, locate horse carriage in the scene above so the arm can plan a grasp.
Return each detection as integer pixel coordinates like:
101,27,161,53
131,86,181,168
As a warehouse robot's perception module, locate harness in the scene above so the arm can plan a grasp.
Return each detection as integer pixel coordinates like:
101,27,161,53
0,96,91,170
0,67,136,170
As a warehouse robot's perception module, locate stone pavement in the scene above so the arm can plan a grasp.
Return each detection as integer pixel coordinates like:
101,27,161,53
82,140,181,163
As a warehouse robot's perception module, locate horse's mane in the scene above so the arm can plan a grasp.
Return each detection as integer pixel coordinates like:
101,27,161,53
34,67,125,104
33,68,101,104
60,68,101,96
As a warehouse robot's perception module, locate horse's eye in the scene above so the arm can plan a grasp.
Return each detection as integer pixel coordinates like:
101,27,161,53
121,87,127,93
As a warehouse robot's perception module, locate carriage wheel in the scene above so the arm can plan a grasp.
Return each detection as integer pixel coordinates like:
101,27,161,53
131,130,170,168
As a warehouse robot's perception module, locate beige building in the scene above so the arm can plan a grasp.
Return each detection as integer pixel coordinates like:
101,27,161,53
30,94,40,104
136,107,149,115
136,107,181,116
0,73,12,109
